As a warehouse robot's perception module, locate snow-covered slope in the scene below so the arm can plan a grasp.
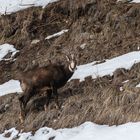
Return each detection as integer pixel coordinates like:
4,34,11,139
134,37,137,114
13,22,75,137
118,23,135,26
1,122,140,140
0,0,140,15
0,0,58,15
71,51,140,81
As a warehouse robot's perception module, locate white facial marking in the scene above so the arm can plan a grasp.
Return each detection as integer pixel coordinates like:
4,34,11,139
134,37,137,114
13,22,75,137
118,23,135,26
69,65,73,72
70,61,75,69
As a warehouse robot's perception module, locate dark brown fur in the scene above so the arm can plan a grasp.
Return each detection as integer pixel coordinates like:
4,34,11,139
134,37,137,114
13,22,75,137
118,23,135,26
18,55,77,122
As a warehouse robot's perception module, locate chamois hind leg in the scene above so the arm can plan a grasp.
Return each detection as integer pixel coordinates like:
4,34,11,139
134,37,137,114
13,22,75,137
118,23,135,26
18,94,26,124
44,89,52,112
18,86,34,123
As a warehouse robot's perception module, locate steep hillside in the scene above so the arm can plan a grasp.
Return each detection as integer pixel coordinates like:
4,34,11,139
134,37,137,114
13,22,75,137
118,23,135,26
0,0,140,132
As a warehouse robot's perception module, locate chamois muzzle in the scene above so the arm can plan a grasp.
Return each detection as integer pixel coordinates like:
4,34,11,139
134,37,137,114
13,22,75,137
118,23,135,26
66,54,77,72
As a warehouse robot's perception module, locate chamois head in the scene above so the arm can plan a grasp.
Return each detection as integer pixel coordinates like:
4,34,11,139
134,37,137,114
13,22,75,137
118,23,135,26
66,54,77,72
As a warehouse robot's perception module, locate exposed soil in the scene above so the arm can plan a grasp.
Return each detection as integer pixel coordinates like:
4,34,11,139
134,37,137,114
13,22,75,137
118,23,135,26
0,0,140,132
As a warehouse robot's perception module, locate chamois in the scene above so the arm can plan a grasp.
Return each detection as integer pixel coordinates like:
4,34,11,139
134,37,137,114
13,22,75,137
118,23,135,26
18,54,77,122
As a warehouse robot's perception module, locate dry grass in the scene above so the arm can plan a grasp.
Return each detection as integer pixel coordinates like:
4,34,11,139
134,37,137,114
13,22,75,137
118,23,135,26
1,64,140,132
20,64,140,130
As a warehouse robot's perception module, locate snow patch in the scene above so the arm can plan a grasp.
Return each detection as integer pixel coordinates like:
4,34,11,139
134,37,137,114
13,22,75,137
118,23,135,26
0,0,59,15
71,51,140,81
2,128,19,140
0,80,22,96
31,39,40,44
122,80,129,83
45,29,69,40
80,43,86,50
1,122,140,140
0,44,19,61
136,83,140,87
120,86,123,91
117,0,140,3
131,0,140,2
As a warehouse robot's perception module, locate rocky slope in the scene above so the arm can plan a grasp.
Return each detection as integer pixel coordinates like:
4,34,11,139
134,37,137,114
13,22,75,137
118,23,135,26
0,0,140,132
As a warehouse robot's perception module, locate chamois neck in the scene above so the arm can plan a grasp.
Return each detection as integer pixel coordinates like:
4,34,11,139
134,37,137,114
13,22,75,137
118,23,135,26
64,65,74,80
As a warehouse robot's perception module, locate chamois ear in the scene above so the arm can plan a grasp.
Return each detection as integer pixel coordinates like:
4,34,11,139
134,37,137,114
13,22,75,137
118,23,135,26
66,55,70,62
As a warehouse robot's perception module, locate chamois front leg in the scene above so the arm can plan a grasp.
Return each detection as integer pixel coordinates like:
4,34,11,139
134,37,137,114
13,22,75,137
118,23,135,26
44,89,52,112
18,86,34,123
53,87,60,109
